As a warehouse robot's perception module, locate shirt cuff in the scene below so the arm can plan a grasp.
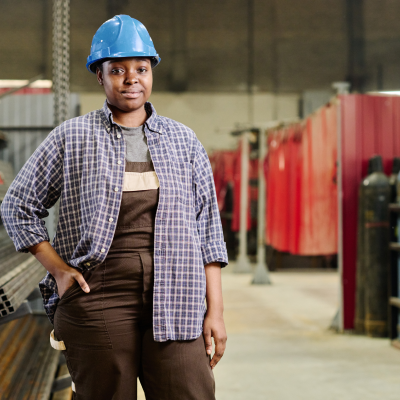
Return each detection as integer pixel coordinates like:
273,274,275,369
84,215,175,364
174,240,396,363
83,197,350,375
12,226,50,253
201,241,229,267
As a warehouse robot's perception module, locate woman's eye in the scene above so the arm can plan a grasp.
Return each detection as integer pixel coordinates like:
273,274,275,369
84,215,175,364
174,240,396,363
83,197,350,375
112,68,123,74
138,68,147,73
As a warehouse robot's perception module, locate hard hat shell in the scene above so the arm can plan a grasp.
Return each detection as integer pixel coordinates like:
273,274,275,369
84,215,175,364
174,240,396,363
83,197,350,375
86,15,161,73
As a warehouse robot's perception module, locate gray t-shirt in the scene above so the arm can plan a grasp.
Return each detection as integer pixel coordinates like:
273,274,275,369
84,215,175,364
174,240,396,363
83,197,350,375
119,125,151,162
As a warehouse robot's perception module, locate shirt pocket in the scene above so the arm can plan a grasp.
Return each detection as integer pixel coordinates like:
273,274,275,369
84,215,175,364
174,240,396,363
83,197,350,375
171,161,193,206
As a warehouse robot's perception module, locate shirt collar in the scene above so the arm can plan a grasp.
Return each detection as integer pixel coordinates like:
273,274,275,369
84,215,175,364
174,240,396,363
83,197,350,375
100,100,163,134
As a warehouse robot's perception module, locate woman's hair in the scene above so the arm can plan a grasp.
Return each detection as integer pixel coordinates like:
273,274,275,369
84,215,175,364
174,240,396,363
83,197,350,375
95,61,105,73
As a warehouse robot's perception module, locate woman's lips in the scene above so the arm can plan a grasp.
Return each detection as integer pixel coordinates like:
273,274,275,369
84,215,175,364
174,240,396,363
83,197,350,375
122,91,141,99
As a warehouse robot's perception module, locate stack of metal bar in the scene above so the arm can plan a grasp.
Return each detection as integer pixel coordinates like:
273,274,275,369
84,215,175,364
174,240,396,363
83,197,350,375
0,227,46,317
0,315,60,399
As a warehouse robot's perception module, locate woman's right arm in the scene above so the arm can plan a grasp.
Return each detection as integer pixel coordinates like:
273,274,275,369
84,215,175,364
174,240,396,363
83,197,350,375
29,241,89,298
1,127,64,251
1,126,89,297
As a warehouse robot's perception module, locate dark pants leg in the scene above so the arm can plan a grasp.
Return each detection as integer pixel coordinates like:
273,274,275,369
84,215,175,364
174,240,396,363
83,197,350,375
140,329,216,400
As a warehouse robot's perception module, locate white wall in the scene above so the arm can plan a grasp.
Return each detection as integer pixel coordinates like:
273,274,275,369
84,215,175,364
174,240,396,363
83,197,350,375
80,92,300,152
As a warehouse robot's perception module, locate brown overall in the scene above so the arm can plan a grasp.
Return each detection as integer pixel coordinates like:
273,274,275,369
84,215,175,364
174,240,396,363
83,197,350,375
53,161,215,400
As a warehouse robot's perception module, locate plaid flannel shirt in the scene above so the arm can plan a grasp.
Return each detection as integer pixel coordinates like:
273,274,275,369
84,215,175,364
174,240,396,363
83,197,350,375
0,101,228,342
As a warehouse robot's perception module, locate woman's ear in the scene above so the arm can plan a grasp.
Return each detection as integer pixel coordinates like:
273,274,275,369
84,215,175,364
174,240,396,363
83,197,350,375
96,67,103,86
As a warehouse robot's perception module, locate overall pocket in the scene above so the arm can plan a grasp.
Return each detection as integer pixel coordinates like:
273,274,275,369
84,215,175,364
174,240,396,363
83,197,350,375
54,264,112,350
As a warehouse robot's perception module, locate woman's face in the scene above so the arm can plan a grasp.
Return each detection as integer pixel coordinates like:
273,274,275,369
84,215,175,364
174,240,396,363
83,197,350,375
97,57,153,114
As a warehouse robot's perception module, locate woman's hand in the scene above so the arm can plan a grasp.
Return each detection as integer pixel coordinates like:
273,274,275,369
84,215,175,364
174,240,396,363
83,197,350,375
204,262,227,369
29,241,90,298
203,311,227,369
55,267,90,299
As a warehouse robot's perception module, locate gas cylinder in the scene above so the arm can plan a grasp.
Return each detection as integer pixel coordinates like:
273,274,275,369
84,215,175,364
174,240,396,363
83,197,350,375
396,169,400,340
389,157,400,203
355,156,383,333
363,156,390,337
389,158,400,251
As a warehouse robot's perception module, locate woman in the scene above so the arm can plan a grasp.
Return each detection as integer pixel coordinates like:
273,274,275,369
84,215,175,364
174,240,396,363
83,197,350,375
1,15,228,400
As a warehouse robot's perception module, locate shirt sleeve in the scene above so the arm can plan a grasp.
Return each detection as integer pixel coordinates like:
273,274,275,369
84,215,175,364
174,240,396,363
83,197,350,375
193,139,228,267
0,127,64,252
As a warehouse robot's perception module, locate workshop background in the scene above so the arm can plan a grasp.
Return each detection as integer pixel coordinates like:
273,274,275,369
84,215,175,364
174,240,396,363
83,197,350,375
1,1,400,399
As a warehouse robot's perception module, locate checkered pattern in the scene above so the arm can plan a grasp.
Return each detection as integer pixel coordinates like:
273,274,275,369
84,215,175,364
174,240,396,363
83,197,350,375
0,101,228,342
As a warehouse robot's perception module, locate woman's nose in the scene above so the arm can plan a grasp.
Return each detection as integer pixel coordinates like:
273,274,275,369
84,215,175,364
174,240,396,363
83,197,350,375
125,72,138,84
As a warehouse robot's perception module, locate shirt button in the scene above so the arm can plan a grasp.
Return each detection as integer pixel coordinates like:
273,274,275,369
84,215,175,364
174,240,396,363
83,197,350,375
85,262,90,267
114,187,118,192
117,134,121,139
106,128,110,133
117,160,122,165
101,248,106,253
109,217,114,222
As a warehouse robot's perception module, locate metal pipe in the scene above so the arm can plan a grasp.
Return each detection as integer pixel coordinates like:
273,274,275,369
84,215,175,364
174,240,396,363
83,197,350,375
252,129,271,284
170,0,188,92
346,0,366,92
270,0,278,96
336,97,344,332
247,0,255,125
234,133,252,273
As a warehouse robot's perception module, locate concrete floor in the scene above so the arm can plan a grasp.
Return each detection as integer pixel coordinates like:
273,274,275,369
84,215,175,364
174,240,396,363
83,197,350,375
139,267,400,400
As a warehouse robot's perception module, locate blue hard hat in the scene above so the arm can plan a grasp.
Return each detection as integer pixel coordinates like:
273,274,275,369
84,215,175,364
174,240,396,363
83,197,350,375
86,15,161,73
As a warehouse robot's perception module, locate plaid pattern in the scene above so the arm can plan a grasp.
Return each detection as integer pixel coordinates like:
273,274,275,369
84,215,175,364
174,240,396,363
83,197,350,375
1,101,228,342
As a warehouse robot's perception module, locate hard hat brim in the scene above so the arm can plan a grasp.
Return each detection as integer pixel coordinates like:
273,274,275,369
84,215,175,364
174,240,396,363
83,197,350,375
87,55,161,73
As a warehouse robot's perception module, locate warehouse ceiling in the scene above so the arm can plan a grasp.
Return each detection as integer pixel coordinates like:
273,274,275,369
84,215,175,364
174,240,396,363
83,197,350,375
1,0,400,93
